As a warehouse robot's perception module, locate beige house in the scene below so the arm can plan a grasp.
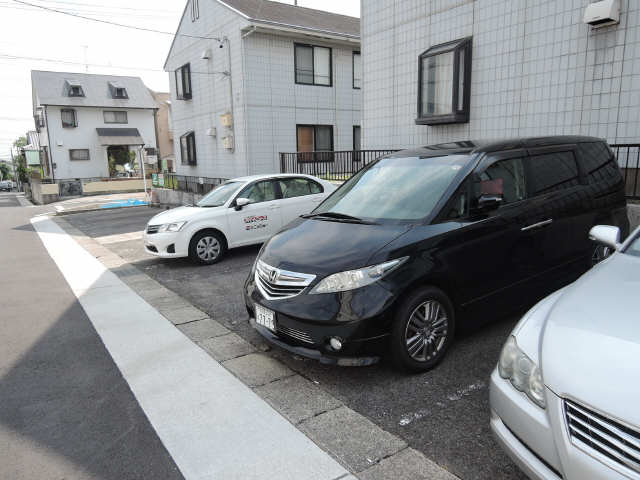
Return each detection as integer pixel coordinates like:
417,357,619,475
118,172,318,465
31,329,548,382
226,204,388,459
149,90,175,172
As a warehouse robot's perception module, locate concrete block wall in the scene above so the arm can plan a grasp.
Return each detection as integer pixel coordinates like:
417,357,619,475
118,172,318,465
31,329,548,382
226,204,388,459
361,0,640,150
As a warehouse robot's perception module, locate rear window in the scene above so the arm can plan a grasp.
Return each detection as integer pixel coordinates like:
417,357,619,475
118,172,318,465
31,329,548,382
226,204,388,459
577,142,621,184
527,151,579,196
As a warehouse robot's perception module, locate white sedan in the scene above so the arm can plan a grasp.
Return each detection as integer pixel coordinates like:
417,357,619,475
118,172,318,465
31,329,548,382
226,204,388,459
143,174,336,264
490,225,640,480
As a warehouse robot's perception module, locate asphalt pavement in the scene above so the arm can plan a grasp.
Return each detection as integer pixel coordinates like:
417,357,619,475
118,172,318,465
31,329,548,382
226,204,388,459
0,193,183,480
66,206,528,480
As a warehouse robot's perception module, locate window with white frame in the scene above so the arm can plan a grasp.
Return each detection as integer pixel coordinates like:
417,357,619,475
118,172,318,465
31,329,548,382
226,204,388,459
104,111,128,124
417,37,472,125
295,44,332,86
69,149,90,161
353,51,361,89
61,109,77,128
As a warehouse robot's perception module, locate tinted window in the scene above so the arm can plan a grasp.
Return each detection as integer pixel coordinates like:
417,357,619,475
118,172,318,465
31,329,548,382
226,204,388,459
442,179,469,220
279,178,322,198
241,181,277,204
479,157,527,205
528,152,579,195
578,142,620,184
314,155,470,221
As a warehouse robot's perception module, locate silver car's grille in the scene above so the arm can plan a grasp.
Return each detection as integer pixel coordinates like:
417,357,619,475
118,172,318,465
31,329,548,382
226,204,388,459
255,260,315,300
146,224,160,234
277,324,314,344
565,399,640,474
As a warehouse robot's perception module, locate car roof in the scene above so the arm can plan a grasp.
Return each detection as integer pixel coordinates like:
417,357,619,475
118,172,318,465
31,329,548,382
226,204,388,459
387,136,606,159
229,173,323,183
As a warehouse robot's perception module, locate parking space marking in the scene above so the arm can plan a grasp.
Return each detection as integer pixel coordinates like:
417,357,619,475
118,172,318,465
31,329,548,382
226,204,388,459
31,216,349,480
95,231,144,245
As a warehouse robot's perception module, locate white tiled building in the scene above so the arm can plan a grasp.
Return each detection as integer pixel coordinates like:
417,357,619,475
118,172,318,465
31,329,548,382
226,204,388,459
31,71,159,179
361,0,640,150
164,0,361,179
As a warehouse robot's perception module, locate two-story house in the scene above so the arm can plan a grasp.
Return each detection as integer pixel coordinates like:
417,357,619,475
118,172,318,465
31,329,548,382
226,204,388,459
31,71,159,180
164,0,361,179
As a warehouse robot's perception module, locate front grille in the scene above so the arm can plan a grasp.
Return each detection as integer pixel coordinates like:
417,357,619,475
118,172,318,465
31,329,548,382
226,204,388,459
147,225,160,234
565,399,640,474
255,260,315,300
277,324,314,344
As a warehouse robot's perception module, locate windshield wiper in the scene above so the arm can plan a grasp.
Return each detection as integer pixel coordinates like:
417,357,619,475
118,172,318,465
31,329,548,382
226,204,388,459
301,212,378,225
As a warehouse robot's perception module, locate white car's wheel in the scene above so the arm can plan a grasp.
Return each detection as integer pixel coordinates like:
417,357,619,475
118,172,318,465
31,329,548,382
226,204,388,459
189,231,226,265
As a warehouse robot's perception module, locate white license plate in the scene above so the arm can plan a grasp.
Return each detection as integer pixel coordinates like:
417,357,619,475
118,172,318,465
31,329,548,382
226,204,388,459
255,304,276,332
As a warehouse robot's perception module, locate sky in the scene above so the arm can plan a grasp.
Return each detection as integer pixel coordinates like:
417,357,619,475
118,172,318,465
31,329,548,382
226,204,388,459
0,0,360,161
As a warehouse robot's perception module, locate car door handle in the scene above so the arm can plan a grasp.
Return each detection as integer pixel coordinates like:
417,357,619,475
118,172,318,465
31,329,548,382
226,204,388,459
521,219,553,232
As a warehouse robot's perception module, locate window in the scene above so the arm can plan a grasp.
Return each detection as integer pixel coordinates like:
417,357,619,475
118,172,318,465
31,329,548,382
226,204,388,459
417,37,472,125
191,0,199,21
353,51,361,89
353,126,361,150
69,149,90,161
104,111,128,124
180,131,197,165
478,157,527,205
66,82,85,97
175,63,192,100
578,142,620,185
295,44,332,86
61,109,77,128
279,178,323,199
297,125,333,162
240,181,277,204
527,152,580,196
442,179,470,221
145,147,157,156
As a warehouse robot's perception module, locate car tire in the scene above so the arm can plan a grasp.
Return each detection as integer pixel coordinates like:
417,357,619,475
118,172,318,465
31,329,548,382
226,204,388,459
189,230,226,265
389,286,455,373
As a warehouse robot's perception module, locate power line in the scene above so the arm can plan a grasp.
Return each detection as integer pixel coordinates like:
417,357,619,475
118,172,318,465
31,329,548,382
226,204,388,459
12,0,222,42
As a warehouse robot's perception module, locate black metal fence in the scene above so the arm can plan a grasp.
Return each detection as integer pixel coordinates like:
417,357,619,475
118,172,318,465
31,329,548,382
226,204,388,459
280,150,399,180
611,144,640,200
152,173,228,195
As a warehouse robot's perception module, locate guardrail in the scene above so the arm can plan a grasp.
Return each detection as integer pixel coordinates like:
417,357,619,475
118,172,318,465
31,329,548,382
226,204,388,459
279,150,399,181
152,173,227,195
611,144,640,200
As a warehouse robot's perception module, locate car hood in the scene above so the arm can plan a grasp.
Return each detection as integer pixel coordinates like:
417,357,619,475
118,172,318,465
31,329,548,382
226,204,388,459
148,205,222,225
260,217,412,275
541,253,640,427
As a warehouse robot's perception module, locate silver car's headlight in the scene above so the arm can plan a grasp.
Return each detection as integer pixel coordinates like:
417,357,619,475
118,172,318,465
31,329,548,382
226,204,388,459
158,221,187,232
498,336,546,408
310,257,408,294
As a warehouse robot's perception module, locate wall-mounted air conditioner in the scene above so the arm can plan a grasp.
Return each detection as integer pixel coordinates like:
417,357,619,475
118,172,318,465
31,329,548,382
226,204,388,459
207,127,217,137
584,0,620,28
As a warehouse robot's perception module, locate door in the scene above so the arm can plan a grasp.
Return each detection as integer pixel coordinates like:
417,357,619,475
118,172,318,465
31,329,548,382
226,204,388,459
226,180,283,247
276,177,326,226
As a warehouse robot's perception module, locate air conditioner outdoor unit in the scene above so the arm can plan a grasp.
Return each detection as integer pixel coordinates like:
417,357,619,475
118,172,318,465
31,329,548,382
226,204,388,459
584,0,620,28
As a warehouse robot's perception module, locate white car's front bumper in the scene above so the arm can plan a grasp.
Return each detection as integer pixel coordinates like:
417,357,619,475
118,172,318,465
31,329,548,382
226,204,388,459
490,369,634,480
142,230,189,258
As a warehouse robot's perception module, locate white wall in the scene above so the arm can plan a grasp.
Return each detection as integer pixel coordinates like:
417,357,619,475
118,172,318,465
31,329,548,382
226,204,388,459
362,0,640,149
243,32,361,173
45,106,157,179
165,1,250,180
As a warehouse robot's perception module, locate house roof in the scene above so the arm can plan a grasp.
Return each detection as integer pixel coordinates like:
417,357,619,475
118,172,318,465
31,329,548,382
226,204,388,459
31,71,158,112
219,0,359,38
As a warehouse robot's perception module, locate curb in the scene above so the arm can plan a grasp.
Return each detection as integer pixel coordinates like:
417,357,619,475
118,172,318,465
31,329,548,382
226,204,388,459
52,216,460,480
55,204,153,216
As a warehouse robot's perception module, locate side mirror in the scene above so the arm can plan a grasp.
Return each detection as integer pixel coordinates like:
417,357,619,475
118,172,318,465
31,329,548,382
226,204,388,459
477,194,502,211
234,197,251,211
589,225,621,250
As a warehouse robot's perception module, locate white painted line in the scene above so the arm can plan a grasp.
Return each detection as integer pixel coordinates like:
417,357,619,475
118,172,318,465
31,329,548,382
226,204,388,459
95,231,144,245
31,216,348,480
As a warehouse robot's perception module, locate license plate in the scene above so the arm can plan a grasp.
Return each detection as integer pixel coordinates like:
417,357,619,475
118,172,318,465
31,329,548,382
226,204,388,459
255,304,276,332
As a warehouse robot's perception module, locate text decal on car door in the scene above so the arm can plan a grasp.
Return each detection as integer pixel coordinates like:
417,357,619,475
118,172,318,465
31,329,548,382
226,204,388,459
244,215,268,231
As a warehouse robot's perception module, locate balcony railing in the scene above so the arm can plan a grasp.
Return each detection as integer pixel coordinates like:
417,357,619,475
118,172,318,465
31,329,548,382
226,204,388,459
152,173,227,195
280,150,399,181
611,144,640,200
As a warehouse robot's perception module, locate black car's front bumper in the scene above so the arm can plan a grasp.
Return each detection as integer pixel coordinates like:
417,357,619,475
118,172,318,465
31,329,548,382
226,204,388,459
244,274,395,366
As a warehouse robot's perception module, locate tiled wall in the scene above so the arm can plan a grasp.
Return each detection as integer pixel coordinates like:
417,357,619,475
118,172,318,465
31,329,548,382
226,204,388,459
243,32,361,173
362,0,640,150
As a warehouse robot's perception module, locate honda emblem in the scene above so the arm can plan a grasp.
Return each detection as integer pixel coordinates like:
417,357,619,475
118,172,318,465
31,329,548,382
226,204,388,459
269,269,278,283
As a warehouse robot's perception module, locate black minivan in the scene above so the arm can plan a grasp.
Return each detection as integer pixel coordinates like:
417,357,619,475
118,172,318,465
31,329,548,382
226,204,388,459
244,137,629,371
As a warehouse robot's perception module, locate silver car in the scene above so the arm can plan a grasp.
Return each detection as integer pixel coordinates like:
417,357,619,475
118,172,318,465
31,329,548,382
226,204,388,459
490,224,640,480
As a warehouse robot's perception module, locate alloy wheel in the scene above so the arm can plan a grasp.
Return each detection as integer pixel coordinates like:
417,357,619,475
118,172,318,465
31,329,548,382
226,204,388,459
404,300,449,362
196,236,221,262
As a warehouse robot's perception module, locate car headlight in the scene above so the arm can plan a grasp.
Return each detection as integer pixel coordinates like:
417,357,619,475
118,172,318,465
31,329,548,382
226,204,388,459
158,221,187,232
498,336,546,408
310,257,408,294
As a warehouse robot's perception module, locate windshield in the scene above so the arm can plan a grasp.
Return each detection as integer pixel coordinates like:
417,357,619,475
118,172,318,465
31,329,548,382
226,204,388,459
196,181,243,207
313,155,471,221
624,232,640,258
